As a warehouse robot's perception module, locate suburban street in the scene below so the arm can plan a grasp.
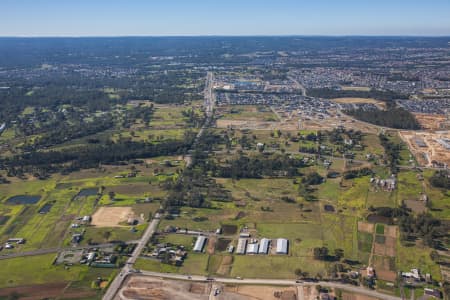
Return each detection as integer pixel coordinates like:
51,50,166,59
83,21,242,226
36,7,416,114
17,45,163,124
288,75,307,97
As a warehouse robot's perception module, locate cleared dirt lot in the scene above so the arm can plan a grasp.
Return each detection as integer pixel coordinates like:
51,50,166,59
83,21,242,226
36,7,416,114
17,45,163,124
119,276,307,300
384,225,398,239
358,222,374,234
399,130,450,166
413,113,448,131
119,276,212,300
119,276,209,300
225,285,298,300
91,206,134,227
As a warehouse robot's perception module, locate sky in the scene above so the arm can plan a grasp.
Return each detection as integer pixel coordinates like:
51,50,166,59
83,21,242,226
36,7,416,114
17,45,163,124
1,0,450,36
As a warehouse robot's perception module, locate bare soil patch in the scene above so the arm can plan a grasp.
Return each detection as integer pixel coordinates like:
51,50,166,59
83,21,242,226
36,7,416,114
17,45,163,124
332,97,385,109
404,200,427,214
221,224,238,235
376,269,397,282
235,285,297,300
207,236,216,254
413,113,447,131
358,221,374,233
384,237,396,257
91,206,134,227
217,255,233,276
374,243,386,256
384,225,398,238
216,238,231,251
399,130,450,167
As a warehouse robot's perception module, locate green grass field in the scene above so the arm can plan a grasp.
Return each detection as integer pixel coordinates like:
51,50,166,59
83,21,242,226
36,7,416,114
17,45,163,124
230,255,326,279
0,254,87,288
135,252,209,275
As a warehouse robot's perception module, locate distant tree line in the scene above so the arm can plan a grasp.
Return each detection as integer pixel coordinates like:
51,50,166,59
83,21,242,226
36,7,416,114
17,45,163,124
1,132,196,178
307,88,409,101
345,105,421,130
343,167,373,179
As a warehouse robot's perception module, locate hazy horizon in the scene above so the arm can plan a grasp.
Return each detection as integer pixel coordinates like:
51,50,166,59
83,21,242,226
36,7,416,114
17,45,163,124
1,0,450,37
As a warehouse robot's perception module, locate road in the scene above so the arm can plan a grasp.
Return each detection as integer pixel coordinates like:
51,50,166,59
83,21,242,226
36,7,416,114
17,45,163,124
288,75,307,97
185,71,215,168
0,241,139,260
105,71,216,299
124,270,402,300
102,213,161,300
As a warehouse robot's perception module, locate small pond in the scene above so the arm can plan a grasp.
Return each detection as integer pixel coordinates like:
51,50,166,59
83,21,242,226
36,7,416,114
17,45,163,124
0,215,11,225
76,188,98,197
6,195,41,205
38,203,53,214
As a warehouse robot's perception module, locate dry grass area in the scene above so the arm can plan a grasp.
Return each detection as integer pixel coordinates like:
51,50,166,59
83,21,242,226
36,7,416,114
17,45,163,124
216,119,298,130
91,206,134,227
340,86,372,92
343,292,380,300
404,199,427,213
331,97,385,109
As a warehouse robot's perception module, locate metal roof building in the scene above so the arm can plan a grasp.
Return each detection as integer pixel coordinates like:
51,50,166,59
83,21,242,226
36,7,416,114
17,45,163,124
246,242,259,254
258,238,270,254
236,238,247,255
276,238,288,254
193,236,207,252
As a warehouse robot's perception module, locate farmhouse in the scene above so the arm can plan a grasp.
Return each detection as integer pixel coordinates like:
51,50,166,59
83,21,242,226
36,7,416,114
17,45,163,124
402,268,421,281
276,238,288,254
193,236,207,252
